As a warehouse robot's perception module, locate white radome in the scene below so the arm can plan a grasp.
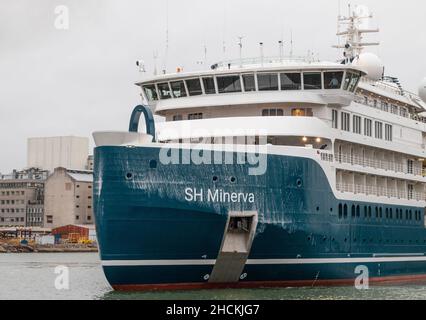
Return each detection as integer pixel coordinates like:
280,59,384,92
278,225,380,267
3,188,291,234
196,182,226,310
419,78,426,102
352,52,384,81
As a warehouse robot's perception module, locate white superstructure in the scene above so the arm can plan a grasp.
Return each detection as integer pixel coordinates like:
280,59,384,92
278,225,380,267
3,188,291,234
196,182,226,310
126,6,426,208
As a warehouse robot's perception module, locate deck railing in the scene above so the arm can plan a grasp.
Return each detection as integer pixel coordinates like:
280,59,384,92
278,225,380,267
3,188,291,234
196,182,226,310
336,183,426,202
353,94,426,124
328,152,424,177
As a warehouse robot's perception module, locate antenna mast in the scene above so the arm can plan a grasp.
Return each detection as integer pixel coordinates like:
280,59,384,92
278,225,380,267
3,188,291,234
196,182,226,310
333,4,380,62
162,0,169,74
238,36,244,68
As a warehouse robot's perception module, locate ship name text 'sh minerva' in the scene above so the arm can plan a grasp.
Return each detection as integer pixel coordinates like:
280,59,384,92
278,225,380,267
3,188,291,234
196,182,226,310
93,6,426,290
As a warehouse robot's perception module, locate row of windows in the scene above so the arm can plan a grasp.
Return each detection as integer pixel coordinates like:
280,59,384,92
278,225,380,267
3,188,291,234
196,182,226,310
332,110,393,141
338,204,423,222
143,70,362,101
0,217,25,223
0,191,25,196
172,108,315,121
1,208,25,213
360,95,410,118
75,215,92,221
1,199,25,205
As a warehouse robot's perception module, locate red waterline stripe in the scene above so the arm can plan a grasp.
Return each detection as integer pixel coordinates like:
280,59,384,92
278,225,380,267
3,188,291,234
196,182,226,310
112,274,426,292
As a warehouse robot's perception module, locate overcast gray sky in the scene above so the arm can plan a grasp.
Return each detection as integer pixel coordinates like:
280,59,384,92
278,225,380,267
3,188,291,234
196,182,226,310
1,0,425,173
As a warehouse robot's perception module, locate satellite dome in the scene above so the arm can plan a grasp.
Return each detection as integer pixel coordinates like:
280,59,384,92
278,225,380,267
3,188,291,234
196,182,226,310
419,78,426,103
352,53,384,81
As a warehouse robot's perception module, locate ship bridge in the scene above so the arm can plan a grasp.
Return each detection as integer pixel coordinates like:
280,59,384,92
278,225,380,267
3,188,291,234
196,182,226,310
136,60,366,122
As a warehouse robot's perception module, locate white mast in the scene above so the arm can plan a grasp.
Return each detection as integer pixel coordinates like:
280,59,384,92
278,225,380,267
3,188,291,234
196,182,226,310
333,4,379,62
238,36,244,68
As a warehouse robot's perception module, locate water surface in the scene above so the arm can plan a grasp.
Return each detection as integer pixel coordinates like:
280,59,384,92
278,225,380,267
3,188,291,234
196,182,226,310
1,253,426,300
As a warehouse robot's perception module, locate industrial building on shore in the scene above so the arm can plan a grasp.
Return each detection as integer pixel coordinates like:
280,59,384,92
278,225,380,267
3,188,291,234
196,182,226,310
0,136,94,229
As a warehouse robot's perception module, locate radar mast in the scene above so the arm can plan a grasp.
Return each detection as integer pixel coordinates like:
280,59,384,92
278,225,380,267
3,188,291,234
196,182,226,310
333,4,379,63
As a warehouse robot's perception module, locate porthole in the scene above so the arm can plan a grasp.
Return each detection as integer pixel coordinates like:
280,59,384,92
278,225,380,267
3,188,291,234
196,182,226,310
213,176,218,182
230,177,236,183
125,172,133,180
296,179,303,188
149,160,158,169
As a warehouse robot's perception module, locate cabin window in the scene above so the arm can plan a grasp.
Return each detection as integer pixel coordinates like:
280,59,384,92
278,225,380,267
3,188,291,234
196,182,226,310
142,84,158,101
381,101,389,112
170,81,187,98
242,74,256,92
391,105,398,115
364,118,372,137
188,113,203,120
375,121,383,139
172,115,183,121
185,79,203,96
385,124,393,141
280,73,302,90
291,109,307,117
303,72,322,90
353,116,362,134
324,72,344,89
257,73,279,91
217,75,242,93
341,112,350,132
202,77,216,94
407,160,414,175
262,109,283,116
332,110,338,129
157,82,172,99
400,107,408,118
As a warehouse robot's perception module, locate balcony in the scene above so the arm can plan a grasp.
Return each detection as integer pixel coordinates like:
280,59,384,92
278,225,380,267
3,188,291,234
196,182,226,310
320,152,425,177
336,183,426,202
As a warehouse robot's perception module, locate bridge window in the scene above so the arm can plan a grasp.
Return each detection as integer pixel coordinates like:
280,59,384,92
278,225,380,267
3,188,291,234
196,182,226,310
324,71,344,89
202,77,216,94
349,74,361,92
217,75,242,93
303,72,322,90
343,73,352,90
172,115,183,121
142,84,158,101
170,81,187,98
185,79,203,96
157,82,172,99
280,73,302,90
257,73,279,91
242,74,256,92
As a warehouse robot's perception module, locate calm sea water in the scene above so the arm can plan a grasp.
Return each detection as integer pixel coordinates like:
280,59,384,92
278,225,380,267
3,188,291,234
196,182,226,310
1,252,426,300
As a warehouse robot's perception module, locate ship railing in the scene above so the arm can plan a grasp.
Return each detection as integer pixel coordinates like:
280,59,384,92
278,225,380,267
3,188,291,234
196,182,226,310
333,153,423,177
336,183,426,201
354,94,426,123
214,55,319,69
319,152,334,162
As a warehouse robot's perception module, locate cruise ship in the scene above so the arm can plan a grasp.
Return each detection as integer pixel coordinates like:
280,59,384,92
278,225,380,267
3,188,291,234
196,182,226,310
93,7,426,290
